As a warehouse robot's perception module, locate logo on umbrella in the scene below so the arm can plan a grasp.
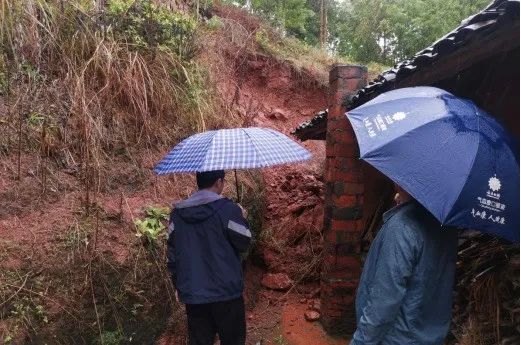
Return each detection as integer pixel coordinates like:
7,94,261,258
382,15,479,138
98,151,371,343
488,175,501,192
392,112,407,121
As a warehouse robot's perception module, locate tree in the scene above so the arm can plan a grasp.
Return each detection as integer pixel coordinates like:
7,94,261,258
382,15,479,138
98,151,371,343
222,0,491,65
329,0,396,64
245,0,316,40
330,0,490,64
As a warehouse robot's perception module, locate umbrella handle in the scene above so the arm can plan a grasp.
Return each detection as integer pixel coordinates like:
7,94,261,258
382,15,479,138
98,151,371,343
234,169,241,203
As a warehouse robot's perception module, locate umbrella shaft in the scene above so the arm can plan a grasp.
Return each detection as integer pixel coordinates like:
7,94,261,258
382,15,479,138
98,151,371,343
235,169,240,203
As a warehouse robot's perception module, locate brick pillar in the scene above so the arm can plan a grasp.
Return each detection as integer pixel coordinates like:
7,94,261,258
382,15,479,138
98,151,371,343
321,64,367,335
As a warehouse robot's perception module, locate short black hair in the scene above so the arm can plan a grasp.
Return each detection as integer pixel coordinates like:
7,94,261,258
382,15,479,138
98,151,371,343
196,170,225,190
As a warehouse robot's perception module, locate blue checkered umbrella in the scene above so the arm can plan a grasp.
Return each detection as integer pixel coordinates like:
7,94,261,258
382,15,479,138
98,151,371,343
154,127,311,174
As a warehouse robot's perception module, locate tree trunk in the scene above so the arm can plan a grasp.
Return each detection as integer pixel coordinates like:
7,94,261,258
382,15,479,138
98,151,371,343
320,0,328,50
382,35,387,62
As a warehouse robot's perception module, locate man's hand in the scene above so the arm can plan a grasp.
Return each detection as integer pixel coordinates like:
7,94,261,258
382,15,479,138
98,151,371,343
174,290,179,303
238,204,248,219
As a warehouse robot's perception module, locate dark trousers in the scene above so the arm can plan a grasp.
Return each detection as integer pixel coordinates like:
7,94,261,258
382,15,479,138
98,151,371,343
186,297,246,345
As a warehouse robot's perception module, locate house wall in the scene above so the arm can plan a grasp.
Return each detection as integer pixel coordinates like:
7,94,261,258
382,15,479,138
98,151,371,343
320,64,367,334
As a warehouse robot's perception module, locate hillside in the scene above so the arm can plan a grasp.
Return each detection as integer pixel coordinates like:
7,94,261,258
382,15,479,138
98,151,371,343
2,1,519,345
0,1,355,344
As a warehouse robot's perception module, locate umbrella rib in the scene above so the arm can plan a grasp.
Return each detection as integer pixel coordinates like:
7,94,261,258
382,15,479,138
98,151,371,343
197,130,220,172
241,128,272,168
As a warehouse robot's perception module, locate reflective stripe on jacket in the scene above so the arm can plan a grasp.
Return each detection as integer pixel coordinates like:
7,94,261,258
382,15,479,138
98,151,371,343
167,190,251,304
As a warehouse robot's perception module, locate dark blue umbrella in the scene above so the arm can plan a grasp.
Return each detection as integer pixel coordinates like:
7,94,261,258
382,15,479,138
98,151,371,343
346,87,519,243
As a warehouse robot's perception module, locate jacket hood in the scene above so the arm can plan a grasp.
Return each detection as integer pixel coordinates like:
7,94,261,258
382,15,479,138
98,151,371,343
174,190,224,224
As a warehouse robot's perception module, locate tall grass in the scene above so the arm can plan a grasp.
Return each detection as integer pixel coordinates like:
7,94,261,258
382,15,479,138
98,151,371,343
0,2,243,342
0,0,234,161
0,0,244,212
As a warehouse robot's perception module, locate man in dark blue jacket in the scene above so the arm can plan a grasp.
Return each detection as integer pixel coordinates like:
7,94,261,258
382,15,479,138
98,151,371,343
167,170,251,345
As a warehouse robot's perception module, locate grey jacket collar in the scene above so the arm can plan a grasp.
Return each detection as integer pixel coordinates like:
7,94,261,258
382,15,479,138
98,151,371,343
175,190,224,209
383,201,415,223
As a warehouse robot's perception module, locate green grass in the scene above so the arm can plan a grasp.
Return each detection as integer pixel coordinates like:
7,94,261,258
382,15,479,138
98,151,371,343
255,27,342,85
134,205,170,245
255,26,388,85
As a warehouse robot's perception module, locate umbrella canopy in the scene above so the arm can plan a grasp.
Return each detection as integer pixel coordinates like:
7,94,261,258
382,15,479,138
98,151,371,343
154,127,311,174
346,86,519,243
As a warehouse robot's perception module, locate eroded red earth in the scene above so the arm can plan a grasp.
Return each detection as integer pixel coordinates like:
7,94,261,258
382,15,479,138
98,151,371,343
0,6,340,344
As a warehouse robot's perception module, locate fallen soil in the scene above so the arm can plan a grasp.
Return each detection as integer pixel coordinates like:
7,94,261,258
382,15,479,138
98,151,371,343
156,41,330,345
227,53,327,282
236,55,328,344
282,297,348,345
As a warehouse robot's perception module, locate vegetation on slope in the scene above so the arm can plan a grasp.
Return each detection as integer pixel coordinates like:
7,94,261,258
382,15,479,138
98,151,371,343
0,1,253,343
225,0,491,65
0,0,232,159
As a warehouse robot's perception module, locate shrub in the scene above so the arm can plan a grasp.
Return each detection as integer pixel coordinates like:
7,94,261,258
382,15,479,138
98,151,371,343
134,206,170,244
99,330,125,345
104,0,198,60
206,16,225,31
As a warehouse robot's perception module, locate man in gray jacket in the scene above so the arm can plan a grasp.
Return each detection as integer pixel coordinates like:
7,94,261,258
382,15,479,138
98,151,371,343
351,184,458,345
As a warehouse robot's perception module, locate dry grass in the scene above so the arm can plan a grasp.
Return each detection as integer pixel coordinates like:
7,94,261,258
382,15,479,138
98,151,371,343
450,235,519,345
458,317,488,345
0,0,240,168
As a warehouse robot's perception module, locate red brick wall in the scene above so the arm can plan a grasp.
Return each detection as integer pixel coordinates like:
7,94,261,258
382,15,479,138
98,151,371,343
321,65,367,334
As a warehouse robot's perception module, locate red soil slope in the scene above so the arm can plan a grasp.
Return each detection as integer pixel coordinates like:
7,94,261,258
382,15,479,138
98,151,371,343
221,53,328,281
1,4,331,344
